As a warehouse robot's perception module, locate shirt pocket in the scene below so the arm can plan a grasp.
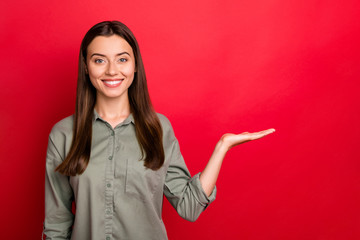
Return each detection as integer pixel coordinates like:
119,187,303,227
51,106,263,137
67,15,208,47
125,157,162,202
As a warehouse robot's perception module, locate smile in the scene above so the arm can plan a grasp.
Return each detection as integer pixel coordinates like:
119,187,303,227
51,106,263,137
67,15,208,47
102,79,123,88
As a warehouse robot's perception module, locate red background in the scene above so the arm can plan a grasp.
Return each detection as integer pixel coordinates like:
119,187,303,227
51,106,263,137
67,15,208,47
1,0,360,239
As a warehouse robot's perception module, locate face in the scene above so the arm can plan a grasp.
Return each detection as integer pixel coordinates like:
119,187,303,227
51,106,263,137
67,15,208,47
86,35,136,101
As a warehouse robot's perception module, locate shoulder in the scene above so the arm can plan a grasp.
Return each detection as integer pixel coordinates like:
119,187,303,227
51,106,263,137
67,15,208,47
156,113,175,133
46,114,74,161
156,113,177,142
157,113,172,128
48,115,74,147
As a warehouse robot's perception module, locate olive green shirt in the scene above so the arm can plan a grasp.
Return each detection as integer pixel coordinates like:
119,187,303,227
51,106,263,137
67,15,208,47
43,111,216,240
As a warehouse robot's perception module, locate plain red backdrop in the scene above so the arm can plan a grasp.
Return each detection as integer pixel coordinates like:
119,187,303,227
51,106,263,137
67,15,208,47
1,0,360,239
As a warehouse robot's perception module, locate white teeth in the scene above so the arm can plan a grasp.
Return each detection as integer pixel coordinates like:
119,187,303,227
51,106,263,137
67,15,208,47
104,80,122,85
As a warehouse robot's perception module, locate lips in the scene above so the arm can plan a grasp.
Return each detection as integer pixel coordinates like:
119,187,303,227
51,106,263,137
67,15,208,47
102,79,123,88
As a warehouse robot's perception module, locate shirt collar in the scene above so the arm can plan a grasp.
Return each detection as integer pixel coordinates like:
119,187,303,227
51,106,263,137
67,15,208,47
93,109,135,125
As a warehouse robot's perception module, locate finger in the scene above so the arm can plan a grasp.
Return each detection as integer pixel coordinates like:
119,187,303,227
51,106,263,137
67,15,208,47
258,128,275,135
249,128,275,140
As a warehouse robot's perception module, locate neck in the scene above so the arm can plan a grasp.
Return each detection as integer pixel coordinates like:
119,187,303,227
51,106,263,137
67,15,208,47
94,92,131,123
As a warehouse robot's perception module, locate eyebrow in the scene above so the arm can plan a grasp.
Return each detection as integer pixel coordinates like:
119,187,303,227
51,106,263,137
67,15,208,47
90,52,130,58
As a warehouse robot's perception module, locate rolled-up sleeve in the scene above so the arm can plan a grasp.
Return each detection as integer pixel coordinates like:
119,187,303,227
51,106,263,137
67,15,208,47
43,135,74,239
163,135,216,222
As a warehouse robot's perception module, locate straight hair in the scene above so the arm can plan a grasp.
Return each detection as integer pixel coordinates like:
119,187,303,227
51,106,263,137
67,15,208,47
56,21,164,176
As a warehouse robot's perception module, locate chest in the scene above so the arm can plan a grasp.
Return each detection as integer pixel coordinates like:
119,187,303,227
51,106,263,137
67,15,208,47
69,122,167,202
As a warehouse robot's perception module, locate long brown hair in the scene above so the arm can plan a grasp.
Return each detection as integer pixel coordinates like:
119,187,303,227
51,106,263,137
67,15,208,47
56,21,164,176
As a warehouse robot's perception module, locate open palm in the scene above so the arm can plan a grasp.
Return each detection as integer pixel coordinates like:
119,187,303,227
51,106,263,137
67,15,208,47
221,128,275,150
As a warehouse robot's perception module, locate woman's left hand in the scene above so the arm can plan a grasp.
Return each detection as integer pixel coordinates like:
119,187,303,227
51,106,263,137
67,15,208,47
200,128,276,196
219,128,275,151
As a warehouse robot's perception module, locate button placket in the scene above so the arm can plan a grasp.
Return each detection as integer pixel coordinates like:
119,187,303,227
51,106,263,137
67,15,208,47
104,126,115,236
105,207,112,215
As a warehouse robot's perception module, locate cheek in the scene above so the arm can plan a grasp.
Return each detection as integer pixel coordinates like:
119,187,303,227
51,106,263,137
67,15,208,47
87,69,102,87
88,66,103,78
89,76,97,86
124,64,136,77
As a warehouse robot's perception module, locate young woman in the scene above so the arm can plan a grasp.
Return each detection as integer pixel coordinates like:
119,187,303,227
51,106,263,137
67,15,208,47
43,20,275,240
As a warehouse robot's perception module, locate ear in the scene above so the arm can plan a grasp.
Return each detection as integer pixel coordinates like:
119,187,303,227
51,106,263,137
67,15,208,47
84,61,88,74
81,56,88,74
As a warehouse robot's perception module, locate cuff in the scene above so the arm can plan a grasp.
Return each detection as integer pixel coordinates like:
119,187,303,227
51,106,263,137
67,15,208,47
189,173,217,206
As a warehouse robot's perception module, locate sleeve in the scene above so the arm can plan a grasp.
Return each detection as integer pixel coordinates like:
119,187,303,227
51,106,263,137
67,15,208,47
43,135,74,239
162,120,217,222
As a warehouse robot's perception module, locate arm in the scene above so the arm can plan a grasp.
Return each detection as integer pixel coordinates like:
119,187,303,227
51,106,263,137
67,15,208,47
43,135,74,239
160,114,216,222
163,138,216,222
200,129,275,196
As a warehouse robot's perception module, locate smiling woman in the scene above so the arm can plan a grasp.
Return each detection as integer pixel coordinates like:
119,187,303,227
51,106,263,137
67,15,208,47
43,20,274,240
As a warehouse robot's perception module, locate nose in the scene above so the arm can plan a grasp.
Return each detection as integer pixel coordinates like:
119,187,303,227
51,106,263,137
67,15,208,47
105,61,117,76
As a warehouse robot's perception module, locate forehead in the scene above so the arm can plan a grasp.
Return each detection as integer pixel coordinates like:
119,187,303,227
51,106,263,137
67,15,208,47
87,35,134,56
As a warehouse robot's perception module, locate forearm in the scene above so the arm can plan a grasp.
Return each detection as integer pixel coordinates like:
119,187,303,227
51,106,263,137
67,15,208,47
199,128,275,197
199,140,229,196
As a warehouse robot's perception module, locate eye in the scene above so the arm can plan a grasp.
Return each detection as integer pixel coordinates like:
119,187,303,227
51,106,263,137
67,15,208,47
119,58,127,62
94,59,105,64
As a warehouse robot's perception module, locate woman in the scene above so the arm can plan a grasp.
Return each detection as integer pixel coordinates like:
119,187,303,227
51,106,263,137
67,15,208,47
43,20,275,240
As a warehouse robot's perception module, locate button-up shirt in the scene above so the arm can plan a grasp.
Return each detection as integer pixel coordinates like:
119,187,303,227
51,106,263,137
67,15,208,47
43,111,216,240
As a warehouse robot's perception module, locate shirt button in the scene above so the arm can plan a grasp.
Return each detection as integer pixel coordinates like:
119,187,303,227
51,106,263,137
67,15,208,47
111,132,114,136
108,156,113,160
106,237,111,240
116,146,120,151
107,183,111,188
